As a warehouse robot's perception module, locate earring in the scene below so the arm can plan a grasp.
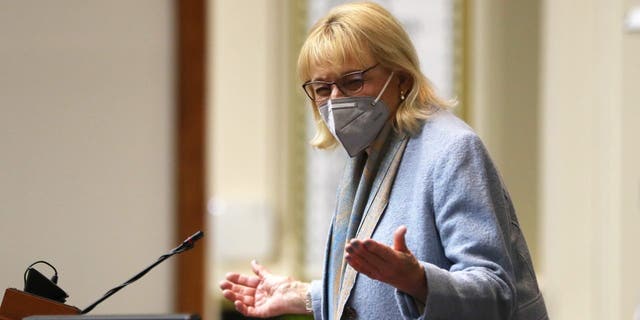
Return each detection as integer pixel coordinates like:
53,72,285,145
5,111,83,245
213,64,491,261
400,90,406,101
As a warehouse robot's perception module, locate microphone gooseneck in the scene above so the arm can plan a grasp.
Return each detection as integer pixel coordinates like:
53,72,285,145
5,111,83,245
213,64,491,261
81,231,204,314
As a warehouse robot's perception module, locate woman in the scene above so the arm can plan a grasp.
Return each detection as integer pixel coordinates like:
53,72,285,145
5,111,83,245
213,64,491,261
219,2,548,319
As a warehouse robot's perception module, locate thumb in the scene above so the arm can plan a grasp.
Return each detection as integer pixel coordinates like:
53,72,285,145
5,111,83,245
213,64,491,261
251,259,270,278
393,225,410,253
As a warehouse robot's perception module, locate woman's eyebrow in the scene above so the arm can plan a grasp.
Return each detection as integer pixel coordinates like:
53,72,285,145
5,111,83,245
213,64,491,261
310,68,365,82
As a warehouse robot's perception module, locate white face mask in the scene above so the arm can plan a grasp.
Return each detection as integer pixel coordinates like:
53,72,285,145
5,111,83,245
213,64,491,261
318,72,394,157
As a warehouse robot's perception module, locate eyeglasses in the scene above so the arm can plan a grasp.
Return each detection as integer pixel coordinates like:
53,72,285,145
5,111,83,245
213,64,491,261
302,64,379,102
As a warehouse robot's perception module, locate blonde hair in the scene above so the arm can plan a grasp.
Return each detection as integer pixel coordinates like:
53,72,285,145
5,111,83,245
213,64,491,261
297,1,452,149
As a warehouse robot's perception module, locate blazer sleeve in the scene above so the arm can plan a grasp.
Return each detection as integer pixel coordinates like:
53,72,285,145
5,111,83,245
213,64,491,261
396,132,518,320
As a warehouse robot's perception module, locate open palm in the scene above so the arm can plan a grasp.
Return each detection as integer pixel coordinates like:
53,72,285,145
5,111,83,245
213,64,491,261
219,260,309,318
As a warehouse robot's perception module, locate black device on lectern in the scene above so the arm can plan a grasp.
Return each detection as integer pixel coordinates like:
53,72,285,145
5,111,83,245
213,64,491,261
23,260,69,303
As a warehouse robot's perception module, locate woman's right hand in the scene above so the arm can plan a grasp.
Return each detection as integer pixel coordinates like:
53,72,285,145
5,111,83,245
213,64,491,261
219,260,311,318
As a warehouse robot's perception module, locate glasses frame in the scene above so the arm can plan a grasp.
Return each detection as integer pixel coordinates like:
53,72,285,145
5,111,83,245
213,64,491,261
301,64,379,102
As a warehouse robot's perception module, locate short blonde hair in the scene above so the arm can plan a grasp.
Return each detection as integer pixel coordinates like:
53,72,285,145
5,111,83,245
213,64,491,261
297,1,452,149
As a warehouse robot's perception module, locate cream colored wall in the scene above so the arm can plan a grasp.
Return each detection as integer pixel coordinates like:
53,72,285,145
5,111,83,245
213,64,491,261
539,1,609,317
469,0,541,264
621,1,640,317
207,2,312,319
540,0,639,319
207,0,301,317
0,0,175,313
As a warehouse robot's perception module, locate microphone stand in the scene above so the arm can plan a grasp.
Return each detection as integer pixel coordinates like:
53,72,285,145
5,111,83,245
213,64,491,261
81,231,204,314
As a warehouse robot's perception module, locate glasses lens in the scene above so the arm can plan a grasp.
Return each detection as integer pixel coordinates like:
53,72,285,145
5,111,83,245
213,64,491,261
304,82,332,101
338,73,365,94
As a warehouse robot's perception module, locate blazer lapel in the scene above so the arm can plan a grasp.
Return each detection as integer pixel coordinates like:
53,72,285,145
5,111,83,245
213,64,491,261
334,133,408,319
327,152,367,318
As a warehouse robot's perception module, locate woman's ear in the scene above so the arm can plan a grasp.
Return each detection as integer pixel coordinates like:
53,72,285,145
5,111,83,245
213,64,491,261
397,71,414,93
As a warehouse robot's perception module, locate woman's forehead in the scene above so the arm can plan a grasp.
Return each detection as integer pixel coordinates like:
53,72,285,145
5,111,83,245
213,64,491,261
309,57,375,80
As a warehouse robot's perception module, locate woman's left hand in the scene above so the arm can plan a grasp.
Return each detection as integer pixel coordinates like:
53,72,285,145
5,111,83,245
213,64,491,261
344,225,428,302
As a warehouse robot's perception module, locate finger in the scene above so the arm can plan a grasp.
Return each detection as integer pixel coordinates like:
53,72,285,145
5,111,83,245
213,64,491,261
219,280,230,290
220,280,257,296
220,289,235,302
393,225,410,253
349,239,390,265
345,251,381,280
345,241,384,278
222,289,255,306
251,259,271,278
220,279,246,290
225,272,261,288
361,238,398,262
234,300,251,316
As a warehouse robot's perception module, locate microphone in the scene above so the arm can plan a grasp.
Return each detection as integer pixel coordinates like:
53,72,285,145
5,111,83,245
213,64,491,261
174,230,204,252
81,231,204,314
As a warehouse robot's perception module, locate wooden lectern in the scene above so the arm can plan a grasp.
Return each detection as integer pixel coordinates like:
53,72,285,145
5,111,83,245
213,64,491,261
0,288,80,320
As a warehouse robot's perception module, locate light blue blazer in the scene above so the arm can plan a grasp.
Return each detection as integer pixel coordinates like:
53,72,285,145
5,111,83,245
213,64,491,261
310,109,548,320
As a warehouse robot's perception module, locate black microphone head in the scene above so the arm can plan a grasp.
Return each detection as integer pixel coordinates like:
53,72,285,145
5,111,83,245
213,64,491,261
190,231,204,242
179,231,204,251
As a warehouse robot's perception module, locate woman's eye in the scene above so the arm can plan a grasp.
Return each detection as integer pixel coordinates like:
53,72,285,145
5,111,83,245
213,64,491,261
341,78,363,91
314,85,331,97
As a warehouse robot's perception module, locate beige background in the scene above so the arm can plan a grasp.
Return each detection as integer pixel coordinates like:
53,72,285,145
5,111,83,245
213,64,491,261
0,0,175,313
